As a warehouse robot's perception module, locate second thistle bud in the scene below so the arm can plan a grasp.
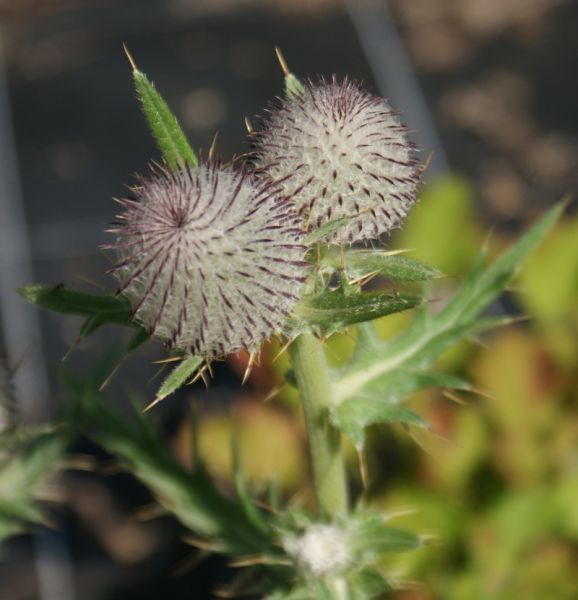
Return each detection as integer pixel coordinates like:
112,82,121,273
253,77,420,243
105,163,307,358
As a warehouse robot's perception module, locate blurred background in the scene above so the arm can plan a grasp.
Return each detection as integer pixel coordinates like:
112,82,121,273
0,0,577,598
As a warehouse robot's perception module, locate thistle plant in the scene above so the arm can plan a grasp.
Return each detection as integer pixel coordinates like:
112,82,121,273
11,48,565,599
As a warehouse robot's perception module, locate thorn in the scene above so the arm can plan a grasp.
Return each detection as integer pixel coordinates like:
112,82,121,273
441,389,468,406
170,551,209,578
62,335,82,362
241,351,257,385
147,363,168,385
350,270,379,287
272,337,294,363
99,358,128,391
228,555,292,568
122,43,138,72
73,274,108,291
228,554,266,568
152,355,187,364
62,454,98,472
274,46,290,77
182,535,220,552
144,395,165,412
208,131,219,161
470,385,493,400
199,368,210,389
133,503,164,521
386,507,419,520
253,498,278,513
263,384,283,403
418,151,434,178
189,364,209,386
244,116,253,134
358,448,369,491
205,359,214,379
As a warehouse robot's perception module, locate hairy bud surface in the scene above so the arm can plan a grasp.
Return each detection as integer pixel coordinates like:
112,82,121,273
106,164,307,357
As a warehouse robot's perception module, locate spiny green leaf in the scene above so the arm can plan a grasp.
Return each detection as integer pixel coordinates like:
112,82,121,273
304,215,352,245
294,290,421,335
331,203,564,448
19,284,131,319
78,397,272,556
128,53,197,170
265,586,313,600
348,569,392,599
0,429,68,540
345,252,444,281
275,47,306,100
349,512,422,555
320,248,443,281
332,401,427,449
286,73,306,99
442,201,566,327
155,355,203,402
332,369,471,448
0,424,58,451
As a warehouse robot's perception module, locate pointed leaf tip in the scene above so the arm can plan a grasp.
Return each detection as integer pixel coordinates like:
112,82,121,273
131,65,198,170
122,43,138,73
155,355,204,403
274,46,290,77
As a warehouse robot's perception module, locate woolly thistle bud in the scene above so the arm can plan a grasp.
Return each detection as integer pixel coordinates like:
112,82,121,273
105,163,307,358
283,524,351,576
253,77,420,243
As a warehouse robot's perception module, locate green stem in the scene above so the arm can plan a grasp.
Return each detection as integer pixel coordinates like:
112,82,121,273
288,332,348,517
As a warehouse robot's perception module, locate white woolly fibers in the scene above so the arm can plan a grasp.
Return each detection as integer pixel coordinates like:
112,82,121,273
284,524,351,576
254,78,419,243
106,163,307,357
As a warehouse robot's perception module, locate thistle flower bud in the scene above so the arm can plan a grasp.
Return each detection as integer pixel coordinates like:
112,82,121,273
283,524,351,576
253,77,419,242
105,163,307,357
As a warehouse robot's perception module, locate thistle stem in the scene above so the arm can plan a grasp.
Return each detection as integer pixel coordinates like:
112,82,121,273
288,332,348,517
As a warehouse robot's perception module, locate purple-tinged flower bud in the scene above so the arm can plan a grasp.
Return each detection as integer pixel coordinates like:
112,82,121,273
253,77,420,243
105,163,307,358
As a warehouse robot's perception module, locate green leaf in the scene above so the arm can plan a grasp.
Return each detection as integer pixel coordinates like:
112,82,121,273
266,586,313,600
0,429,68,540
333,401,427,449
155,355,203,402
75,396,272,556
330,203,564,448
285,73,306,100
348,569,392,599
349,511,422,556
332,370,472,448
19,284,131,320
293,290,421,335
345,252,443,281
304,215,352,245
130,62,197,170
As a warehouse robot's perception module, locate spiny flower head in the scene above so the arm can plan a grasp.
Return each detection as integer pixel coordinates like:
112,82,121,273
105,163,307,358
253,77,419,243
